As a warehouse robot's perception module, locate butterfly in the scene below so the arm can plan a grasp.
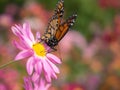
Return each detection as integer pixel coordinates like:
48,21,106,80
40,0,77,51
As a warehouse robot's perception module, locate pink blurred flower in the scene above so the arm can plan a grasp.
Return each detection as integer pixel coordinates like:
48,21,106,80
82,37,101,60
114,14,120,36
0,14,13,28
20,2,49,32
59,30,87,59
24,77,51,90
0,69,20,90
62,83,85,90
85,75,101,90
0,84,7,90
11,22,61,82
99,0,120,8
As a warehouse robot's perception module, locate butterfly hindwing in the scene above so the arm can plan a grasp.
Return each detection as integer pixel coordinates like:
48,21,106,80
55,14,77,41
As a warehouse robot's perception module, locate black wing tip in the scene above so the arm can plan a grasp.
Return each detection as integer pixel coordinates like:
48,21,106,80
70,13,77,20
72,13,77,18
68,13,77,20
59,0,64,3
67,13,77,27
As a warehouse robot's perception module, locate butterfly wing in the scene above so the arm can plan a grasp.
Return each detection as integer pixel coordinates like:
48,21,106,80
54,0,64,25
41,0,64,42
55,14,77,42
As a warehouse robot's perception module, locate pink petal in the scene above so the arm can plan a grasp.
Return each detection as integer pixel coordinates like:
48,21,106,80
19,38,32,49
42,59,52,82
46,58,60,73
35,32,41,42
12,23,34,49
35,60,42,75
18,40,30,49
23,22,35,42
42,59,51,74
44,74,51,83
36,32,41,39
11,26,22,37
15,50,33,60
32,72,39,82
13,40,25,50
24,77,33,90
26,57,34,75
21,35,33,47
39,78,51,90
45,84,51,90
15,24,22,31
51,72,57,79
46,53,62,64
12,27,29,47
40,78,45,86
22,23,27,35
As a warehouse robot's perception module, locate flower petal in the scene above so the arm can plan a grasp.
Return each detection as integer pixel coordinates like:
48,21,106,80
19,40,30,49
42,59,52,82
35,32,41,42
13,40,25,50
46,58,60,73
45,84,51,90
35,60,42,75
39,78,51,90
46,53,62,64
32,72,39,82
15,50,33,60
12,23,34,49
36,32,41,39
26,57,34,75
11,26,22,37
24,77,33,90
21,35,33,47
45,74,51,83
23,22,35,42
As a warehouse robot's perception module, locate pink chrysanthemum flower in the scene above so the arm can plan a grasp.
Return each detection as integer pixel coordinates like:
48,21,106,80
24,77,51,90
11,22,61,82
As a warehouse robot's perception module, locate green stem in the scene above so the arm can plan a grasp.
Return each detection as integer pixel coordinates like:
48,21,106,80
0,60,18,69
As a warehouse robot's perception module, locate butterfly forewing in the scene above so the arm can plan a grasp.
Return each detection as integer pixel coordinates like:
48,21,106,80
41,0,64,42
54,0,64,24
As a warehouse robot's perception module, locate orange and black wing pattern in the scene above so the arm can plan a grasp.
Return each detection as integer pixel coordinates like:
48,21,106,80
43,13,77,50
55,14,77,42
41,0,64,42
54,0,64,24
41,0,77,50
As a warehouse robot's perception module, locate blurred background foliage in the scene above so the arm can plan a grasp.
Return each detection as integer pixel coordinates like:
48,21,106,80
0,0,120,90
38,0,116,40
0,0,117,39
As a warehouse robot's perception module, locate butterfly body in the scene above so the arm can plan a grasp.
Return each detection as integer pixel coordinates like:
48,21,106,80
41,0,77,50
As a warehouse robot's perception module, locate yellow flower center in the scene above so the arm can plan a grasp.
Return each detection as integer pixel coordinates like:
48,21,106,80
32,43,46,57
